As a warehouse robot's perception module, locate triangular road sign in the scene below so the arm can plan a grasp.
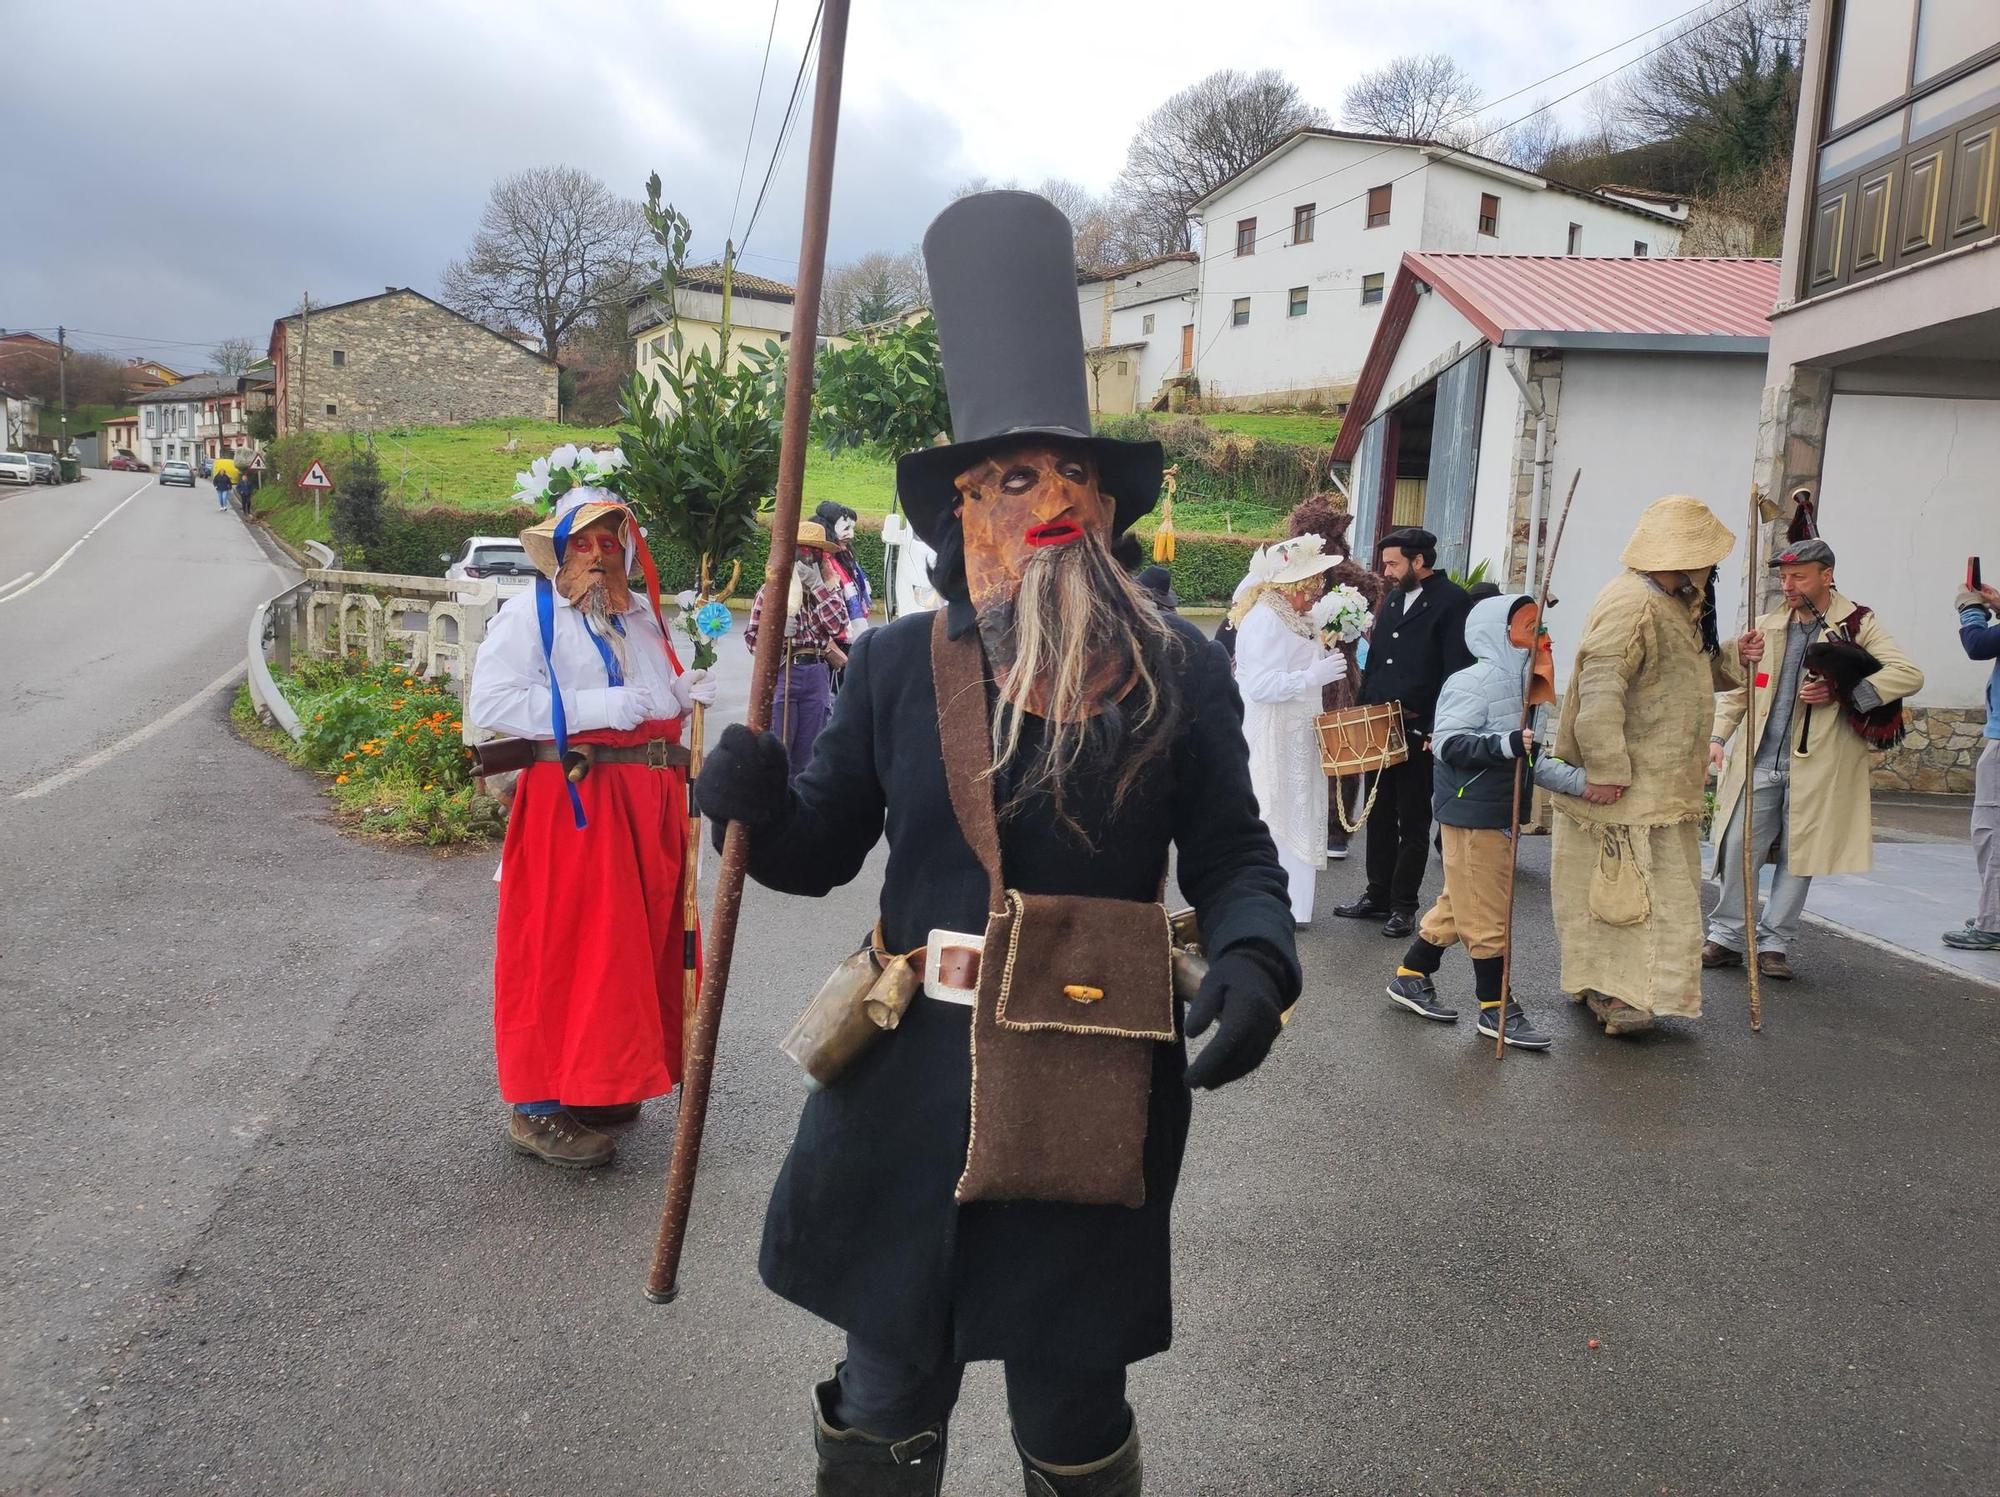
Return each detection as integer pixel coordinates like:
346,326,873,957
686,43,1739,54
299,459,333,490
247,450,267,471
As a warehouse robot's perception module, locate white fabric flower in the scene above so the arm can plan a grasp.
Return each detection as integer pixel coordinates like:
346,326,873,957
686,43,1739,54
597,448,627,472
549,444,580,471
675,589,699,610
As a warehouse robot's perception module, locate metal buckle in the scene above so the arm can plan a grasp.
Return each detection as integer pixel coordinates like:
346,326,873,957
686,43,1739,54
645,739,668,769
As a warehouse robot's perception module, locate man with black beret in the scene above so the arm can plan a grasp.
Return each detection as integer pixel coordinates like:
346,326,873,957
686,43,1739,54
695,191,1299,1496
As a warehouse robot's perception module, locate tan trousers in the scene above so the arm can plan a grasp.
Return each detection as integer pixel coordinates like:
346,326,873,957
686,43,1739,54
1416,824,1512,960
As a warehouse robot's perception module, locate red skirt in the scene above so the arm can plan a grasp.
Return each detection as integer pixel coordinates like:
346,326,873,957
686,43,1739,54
493,717,696,1105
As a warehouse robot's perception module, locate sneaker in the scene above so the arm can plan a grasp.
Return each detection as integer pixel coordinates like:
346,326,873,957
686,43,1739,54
1386,973,1458,1022
1477,1001,1552,1051
1943,926,2000,951
507,1108,614,1168
1327,843,1350,861
1700,941,1742,968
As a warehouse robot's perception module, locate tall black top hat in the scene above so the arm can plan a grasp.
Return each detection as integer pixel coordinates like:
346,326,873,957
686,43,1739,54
895,191,1164,549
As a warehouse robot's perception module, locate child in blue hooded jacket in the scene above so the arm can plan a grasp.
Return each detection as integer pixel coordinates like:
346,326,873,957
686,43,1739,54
1386,594,1587,1049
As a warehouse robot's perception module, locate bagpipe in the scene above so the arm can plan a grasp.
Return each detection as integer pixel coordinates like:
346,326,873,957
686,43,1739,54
1786,491,1907,757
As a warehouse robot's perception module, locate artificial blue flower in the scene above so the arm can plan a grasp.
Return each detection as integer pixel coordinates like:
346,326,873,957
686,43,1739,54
695,601,732,640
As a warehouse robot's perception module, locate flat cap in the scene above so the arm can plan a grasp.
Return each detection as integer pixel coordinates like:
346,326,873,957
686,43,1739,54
1768,537,1835,568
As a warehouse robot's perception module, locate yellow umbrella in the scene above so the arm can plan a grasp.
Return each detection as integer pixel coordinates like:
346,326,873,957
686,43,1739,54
212,457,241,482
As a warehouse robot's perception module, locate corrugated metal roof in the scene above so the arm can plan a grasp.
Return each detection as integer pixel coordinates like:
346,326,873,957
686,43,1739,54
1406,253,1780,343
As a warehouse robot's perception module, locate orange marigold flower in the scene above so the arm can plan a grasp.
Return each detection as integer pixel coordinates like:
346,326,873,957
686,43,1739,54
343,752,357,761
336,773,349,784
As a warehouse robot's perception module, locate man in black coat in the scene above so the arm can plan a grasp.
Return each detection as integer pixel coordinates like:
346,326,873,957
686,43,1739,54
696,192,1299,1497
1333,526,1472,936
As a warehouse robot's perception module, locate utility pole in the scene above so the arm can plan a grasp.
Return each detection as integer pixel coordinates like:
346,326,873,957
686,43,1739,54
56,326,68,450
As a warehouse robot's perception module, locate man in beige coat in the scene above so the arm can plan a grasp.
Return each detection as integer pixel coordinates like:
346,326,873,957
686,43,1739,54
1703,537,1924,979
1552,496,1761,1037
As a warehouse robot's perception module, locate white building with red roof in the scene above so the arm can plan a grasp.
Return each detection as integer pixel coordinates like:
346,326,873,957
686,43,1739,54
1331,251,1782,673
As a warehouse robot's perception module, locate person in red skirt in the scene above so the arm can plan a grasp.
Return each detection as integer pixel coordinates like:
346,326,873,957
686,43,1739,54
467,451,716,1168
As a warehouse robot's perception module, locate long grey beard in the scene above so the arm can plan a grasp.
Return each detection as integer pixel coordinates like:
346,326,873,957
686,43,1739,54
582,585,630,679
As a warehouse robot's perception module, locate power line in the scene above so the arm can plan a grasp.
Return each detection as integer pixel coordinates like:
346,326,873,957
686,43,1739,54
738,0,825,258
727,0,785,242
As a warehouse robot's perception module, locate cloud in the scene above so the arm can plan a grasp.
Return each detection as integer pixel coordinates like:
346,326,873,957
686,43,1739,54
0,0,1680,354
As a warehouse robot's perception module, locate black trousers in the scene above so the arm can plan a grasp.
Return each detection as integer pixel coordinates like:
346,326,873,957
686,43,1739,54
1363,746,1435,915
834,1334,1131,1467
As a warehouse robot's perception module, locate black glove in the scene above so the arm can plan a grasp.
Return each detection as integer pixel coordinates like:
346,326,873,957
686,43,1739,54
694,723,793,833
1183,949,1286,1091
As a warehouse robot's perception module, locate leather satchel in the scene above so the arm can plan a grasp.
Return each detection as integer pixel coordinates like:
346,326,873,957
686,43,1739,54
930,611,1175,1209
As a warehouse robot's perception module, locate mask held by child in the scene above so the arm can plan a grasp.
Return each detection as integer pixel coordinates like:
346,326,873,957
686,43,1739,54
1384,595,1587,1050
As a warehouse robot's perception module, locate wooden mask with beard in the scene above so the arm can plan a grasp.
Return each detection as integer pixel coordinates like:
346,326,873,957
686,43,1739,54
554,515,633,613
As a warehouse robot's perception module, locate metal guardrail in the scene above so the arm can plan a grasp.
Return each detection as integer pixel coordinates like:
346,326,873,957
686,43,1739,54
247,579,312,740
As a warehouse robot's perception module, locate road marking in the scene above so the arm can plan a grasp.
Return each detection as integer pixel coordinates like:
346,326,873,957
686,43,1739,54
0,479,154,605
0,571,33,596
12,663,245,801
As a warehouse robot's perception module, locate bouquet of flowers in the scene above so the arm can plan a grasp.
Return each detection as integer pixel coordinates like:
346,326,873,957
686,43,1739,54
1312,583,1374,645
512,444,631,507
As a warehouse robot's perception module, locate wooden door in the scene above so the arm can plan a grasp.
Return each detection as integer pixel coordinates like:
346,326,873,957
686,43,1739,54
1179,323,1194,372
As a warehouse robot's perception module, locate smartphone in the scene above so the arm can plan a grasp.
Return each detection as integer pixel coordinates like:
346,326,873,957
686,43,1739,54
1971,557,1984,591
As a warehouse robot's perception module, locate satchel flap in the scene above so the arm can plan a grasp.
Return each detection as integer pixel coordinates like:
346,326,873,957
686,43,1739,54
991,891,1176,1041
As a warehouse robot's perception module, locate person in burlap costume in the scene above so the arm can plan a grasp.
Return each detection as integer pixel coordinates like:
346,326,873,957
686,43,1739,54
1550,495,1763,1036
1284,496,1386,859
694,191,1298,1496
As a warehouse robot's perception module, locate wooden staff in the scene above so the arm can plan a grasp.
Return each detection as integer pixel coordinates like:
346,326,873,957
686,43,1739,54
681,558,742,1061
1741,493,1765,1033
1496,469,1580,1059
647,0,852,1304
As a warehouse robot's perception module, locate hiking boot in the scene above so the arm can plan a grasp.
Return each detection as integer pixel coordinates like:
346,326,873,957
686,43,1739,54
571,1101,642,1128
1583,991,1655,1036
1386,973,1457,1022
1477,1001,1552,1051
1700,941,1742,969
1381,912,1415,939
1017,1414,1141,1497
507,1109,614,1168
1334,895,1390,920
1943,926,2000,951
1756,951,1794,981
813,1372,947,1496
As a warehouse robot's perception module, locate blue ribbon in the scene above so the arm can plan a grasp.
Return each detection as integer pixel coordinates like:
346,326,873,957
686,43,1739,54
536,508,589,830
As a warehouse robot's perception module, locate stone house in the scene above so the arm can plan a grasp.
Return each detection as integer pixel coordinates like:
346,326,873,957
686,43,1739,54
267,288,559,436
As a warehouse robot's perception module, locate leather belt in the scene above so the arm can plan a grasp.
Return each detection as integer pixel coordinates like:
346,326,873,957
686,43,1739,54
788,650,829,665
533,739,690,769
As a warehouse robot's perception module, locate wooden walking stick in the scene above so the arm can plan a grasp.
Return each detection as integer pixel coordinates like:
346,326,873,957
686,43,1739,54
1496,469,1580,1058
647,0,852,1304
1740,490,1768,1033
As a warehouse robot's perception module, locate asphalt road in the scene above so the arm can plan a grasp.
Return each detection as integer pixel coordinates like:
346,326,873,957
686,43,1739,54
1,545,1996,1495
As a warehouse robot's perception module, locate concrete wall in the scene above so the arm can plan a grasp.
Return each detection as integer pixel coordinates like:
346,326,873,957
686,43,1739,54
1820,392,2000,708
1190,136,1683,406
1468,344,1522,579
1524,349,1765,677
278,292,558,434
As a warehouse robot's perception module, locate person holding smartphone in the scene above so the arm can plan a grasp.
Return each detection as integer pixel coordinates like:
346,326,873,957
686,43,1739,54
1951,560,2000,951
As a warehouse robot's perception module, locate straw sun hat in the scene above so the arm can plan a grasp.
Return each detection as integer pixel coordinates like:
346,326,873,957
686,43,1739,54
518,487,635,581
1619,494,1736,572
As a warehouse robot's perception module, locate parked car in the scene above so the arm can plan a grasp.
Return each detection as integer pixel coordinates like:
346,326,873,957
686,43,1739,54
107,453,148,472
0,452,34,486
160,460,196,487
443,536,538,599
26,452,58,484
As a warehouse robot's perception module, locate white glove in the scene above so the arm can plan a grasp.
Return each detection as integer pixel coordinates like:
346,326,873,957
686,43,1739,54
667,667,719,715
572,685,656,732
1309,651,1349,687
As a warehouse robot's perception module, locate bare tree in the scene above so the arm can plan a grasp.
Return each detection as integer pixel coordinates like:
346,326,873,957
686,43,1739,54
1108,69,1328,259
1341,53,1484,144
1617,0,1805,181
1680,154,1791,254
209,336,255,376
820,249,929,334
1493,100,1571,172
439,166,650,358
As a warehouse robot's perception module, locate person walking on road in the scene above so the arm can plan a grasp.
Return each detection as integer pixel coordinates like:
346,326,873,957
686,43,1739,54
1232,533,1348,925
1334,525,1472,937
466,456,717,1169
1949,576,2000,950
1703,537,1923,979
1551,495,1761,1037
1386,594,1590,1050
212,467,233,511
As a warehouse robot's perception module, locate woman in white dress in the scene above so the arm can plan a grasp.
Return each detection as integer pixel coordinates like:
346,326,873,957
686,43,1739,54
1231,535,1348,925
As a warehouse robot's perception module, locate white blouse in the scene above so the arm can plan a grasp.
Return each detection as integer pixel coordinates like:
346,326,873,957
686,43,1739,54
468,588,690,740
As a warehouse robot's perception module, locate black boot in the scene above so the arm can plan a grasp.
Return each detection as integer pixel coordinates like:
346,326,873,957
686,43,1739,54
1017,1414,1141,1496
812,1374,948,1496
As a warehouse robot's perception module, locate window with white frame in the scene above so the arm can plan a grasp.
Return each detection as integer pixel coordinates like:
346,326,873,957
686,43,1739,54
1231,297,1250,327
1288,286,1308,317
1142,313,1155,334
1360,273,1385,305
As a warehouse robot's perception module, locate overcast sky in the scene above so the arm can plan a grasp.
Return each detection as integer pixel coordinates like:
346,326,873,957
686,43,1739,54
1,0,1679,365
